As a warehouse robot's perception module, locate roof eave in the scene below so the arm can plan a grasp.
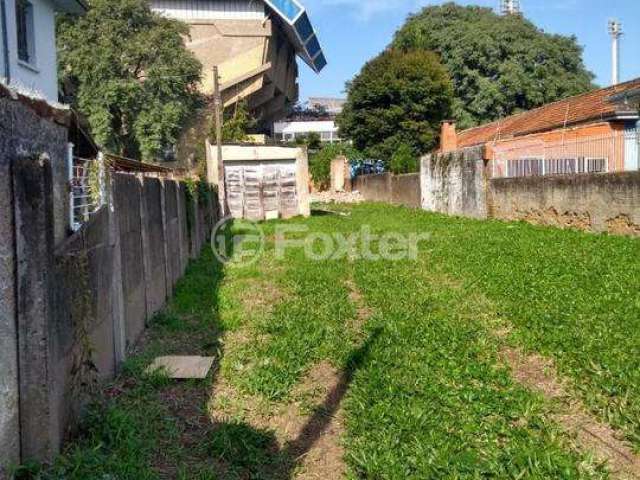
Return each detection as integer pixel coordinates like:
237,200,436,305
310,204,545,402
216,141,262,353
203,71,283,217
263,0,326,73
52,0,88,14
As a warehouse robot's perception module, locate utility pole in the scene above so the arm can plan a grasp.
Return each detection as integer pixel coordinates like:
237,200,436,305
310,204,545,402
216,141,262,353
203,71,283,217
213,66,226,215
608,19,622,86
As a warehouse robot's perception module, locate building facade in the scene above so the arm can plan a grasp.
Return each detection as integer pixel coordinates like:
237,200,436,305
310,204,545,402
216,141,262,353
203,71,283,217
150,0,325,125
0,0,85,102
273,97,345,143
440,78,640,178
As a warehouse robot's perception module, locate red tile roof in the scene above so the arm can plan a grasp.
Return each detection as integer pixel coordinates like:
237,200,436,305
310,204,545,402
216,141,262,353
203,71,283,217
457,78,640,148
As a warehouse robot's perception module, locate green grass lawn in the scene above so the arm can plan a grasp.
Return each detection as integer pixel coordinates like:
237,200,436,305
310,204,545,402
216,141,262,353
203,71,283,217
27,202,640,479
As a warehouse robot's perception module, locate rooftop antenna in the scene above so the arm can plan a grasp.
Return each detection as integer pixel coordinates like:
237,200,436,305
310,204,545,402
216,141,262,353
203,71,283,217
500,0,522,16
608,19,622,85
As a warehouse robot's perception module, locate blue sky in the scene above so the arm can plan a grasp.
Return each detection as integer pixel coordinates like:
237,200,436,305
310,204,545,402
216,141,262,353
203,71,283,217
298,0,640,101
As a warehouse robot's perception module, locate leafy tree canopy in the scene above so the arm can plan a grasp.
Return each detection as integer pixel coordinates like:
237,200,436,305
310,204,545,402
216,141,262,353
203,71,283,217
392,3,595,129
57,0,202,160
389,144,419,174
338,49,453,160
219,100,257,143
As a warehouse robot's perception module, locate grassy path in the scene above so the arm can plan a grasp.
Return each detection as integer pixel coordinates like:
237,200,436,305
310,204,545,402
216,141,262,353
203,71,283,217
29,203,640,479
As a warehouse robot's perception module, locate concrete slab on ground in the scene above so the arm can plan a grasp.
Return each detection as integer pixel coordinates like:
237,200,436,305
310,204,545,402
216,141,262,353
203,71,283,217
147,356,215,379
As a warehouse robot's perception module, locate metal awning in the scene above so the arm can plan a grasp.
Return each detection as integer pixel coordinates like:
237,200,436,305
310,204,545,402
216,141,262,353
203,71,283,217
263,0,326,73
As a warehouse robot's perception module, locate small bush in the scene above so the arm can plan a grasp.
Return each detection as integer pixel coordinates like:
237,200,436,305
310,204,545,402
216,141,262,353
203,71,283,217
309,143,362,190
389,144,419,174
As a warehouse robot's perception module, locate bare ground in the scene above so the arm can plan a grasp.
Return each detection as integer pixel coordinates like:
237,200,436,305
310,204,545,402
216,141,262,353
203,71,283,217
500,346,640,479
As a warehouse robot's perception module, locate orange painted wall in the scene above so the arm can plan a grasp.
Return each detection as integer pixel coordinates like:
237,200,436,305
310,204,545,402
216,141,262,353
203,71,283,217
485,122,628,173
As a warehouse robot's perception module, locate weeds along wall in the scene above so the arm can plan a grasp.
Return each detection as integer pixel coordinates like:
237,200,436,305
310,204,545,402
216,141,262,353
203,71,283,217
1,144,218,473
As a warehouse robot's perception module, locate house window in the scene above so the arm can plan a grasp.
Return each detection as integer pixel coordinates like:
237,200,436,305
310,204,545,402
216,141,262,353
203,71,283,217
16,0,35,65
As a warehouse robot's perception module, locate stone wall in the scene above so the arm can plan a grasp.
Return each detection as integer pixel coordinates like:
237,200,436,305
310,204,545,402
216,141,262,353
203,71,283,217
420,146,487,219
489,172,640,236
0,96,69,474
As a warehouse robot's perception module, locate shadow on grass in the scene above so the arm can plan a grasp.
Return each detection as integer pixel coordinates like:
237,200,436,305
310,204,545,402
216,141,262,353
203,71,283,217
18,220,378,480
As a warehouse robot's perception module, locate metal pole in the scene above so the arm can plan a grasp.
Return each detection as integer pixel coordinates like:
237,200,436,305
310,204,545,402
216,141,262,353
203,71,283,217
213,66,226,215
67,143,76,231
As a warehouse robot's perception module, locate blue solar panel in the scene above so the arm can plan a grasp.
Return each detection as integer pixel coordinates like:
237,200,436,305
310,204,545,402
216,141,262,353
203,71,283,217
305,35,321,58
294,12,314,42
265,0,302,22
263,0,325,74
313,53,327,72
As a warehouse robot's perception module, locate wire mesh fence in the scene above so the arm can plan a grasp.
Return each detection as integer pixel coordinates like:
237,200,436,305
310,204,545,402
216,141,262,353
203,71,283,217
68,151,106,232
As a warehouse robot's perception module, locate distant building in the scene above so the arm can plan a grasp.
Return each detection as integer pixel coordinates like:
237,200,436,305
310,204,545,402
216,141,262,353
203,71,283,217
0,0,87,102
150,0,326,126
440,78,640,177
273,97,345,143
308,97,346,115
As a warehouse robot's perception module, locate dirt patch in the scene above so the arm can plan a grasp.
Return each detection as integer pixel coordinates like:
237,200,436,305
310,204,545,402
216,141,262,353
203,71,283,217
500,346,640,479
207,361,348,479
311,191,364,204
517,207,593,231
288,362,347,480
239,275,286,317
344,278,373,332
607,215,640,237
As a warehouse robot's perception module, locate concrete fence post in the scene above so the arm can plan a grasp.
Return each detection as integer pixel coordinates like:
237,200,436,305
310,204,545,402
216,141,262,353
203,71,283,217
137,174,152,324
12,154,57,463
161,179,172,298
108,173,126,368
0,158,19,474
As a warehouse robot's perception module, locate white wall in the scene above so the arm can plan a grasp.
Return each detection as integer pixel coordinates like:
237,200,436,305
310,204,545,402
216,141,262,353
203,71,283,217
2,0,60,102
150,0,265,20
273,119,340,142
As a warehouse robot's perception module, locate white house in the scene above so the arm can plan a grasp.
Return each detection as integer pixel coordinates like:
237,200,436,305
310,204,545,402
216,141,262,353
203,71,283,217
273,97,345,143
273,119,341,143
0,0,86,102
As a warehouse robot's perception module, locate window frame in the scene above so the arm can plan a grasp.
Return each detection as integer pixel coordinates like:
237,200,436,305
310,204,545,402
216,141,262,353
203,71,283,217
15,0,36,67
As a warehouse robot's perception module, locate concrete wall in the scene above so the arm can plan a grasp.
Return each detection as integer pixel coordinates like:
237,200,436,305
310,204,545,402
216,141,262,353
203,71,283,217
0,95,68,475
114,175,147,347
353,173,392,203
489,172,640,236
1,156,217,472
352,172,421,209
421,146,487,219
391,174,421,209
142,178,168,318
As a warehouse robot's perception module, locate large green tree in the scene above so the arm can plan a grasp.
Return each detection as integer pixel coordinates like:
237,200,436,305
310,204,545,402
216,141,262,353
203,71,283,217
57,0,202,160
393,3,595,129
338,49,453,160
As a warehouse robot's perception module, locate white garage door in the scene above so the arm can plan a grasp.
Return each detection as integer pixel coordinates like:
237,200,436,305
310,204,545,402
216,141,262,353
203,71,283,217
224,161,299,221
